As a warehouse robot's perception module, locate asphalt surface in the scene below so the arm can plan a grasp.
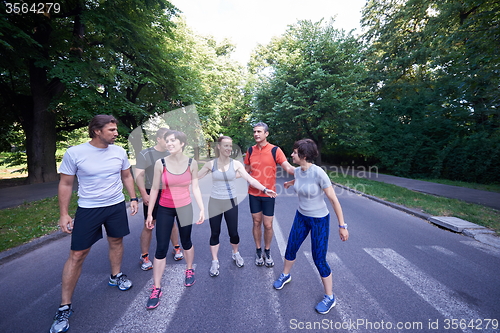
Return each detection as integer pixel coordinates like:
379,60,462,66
1,168,499,265
1,174,499,333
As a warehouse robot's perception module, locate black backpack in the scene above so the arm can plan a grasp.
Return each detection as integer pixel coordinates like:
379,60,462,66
247,146,278,165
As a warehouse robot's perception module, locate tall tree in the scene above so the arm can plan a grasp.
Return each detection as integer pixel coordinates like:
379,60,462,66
361,0,500,182
0,0,179,183
249,19,370,164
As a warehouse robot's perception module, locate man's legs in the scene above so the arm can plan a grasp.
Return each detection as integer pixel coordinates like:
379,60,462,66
263,215,274,250
252,212,263,249
140,224,153,256
61,248,91,305
108,236,124,276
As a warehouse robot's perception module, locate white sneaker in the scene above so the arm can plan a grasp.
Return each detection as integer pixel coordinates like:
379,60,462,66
209,260,219,277
232,252,244,267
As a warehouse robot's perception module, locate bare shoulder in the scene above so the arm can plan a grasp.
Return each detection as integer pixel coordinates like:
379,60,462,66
233,159,244,169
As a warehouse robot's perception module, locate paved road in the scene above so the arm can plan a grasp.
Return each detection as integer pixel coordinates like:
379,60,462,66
1,175,499,333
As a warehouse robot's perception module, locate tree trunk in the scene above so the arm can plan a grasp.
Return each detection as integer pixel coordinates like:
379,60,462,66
25,60,59,184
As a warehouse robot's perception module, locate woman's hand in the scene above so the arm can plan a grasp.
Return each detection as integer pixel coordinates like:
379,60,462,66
284,180,295,189
339,228,349,241
196,210,205,224
265,189,278,198
145,215,155,229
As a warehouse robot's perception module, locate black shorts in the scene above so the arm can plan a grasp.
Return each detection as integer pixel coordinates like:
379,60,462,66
143,188,161,220
71,201,130,251
249,194,275,217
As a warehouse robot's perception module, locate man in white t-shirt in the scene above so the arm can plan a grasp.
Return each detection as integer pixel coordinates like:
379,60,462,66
50,115,138,333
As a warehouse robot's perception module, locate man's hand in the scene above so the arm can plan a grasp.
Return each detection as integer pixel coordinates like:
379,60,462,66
59,214,73,234
130,201,138,216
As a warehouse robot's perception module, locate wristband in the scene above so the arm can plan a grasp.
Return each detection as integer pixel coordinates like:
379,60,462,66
130,197,139,202
339,224,347,229
263,188,268,194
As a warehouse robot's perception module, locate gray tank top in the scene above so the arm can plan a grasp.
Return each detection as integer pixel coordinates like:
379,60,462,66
211,158,237,200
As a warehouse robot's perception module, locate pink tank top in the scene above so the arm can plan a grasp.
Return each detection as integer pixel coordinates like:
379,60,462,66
159,159,192,208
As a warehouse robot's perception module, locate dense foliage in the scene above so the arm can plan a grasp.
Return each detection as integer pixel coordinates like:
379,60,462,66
362,0,500,182
249,19,370,163
1,0,498,184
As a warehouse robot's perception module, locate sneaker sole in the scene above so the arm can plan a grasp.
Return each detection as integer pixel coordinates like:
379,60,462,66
265,262,274,267
315,299,337,314
141,265,153,271
274,276,291,290
174,257,183,261
109,282,132,291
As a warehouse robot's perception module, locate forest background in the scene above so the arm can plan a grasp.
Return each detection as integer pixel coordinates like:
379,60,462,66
1,0,499,185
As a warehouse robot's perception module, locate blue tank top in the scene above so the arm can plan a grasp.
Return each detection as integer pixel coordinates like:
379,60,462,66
211,158,237,200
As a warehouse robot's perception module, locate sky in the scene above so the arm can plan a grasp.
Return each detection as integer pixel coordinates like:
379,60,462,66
171,0,367,64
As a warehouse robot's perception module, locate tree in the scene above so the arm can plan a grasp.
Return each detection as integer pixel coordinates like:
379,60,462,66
0,0,180,183
249,19,370,164
361,0,500,182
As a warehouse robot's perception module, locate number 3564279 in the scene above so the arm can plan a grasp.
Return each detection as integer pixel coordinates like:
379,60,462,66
5,3,61,14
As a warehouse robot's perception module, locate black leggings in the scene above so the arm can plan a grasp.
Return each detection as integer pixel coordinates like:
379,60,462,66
209,197,239,246
155,204,193,260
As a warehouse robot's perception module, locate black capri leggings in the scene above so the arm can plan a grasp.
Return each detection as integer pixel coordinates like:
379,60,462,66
155,204,193,260
208,197,239,246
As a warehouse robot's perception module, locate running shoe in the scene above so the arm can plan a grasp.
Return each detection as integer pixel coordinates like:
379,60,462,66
209,260,219,277
140,254,153,271
264,249,274,267
50,304,73,333
232,252,244,267
273,273,291,290
146,287,162,309
172,247,184,261
255,248,264,266
315,294,336,314
108,272,133,291
185,268,196,286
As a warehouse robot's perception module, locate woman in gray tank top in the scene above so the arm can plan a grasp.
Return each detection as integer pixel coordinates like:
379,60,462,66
199,136,277,277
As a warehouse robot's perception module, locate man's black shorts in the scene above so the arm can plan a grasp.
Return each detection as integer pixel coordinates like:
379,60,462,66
248,194,275,217
71,201,130,251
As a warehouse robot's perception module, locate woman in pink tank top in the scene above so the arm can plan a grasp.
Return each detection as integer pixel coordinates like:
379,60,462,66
145,130,204,310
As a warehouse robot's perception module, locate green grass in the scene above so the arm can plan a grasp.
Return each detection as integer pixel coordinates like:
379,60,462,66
330,174,500,235
0,193,78,252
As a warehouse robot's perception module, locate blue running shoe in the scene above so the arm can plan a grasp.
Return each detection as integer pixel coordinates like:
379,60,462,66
315,294,336,314
109,272,132,291
273,273,291,290
50,304,73,333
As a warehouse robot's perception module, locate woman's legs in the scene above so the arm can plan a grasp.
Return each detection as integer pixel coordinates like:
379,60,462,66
153,206,176,288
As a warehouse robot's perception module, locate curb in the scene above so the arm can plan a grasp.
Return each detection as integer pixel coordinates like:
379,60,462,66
0,230,69,266
333,183,500,250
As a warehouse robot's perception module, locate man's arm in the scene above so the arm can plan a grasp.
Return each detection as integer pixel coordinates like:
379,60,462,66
280,161,296,176
121,168,138,216
58,173,75,233
135,167,149,206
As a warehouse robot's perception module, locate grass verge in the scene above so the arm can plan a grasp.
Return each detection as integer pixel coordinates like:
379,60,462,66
330,174,500,235
0,193,78,253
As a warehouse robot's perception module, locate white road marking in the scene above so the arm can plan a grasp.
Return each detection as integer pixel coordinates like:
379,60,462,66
109,265,189,333
303,251,395,333
365,248,483,333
